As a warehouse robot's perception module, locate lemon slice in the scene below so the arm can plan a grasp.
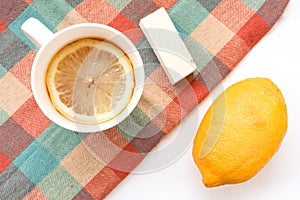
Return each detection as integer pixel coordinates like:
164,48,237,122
46,38,135,124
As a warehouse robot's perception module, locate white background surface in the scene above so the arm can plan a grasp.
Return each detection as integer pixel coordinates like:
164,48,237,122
107,1,300,199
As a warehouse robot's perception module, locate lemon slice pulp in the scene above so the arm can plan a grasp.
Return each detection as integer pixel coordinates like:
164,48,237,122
46,38,135,124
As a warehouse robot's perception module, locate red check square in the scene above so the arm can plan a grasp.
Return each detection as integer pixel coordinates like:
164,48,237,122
108,13,143,44
189,79,209,104
153,101,183,133
174,85,198,117
85,167,122,199
107,142,144,173
0,152,10,173
153,0,178,10
237,13,271,48
11,96,51,138
0,22,7,32
216,35,250,69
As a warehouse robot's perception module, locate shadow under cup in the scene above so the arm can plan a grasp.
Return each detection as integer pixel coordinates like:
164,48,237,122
30,23,144,133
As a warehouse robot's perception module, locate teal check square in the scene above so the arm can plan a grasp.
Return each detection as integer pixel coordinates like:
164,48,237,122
8,5,55,50
171,20,189,37
37,123,81,161
0,29,30,70
31,0,73,28
38,165,82,200
184,36,213,74
116,119,143,141
0,108,9,126
108,0,131,11
0,64,7,79
135,37,160,76
241,0,266,11
169,0,209,34
129,106,151,127
116,107,151,141
13,140,59,185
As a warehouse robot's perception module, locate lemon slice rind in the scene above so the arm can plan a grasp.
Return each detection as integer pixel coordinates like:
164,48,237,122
46,38,134,124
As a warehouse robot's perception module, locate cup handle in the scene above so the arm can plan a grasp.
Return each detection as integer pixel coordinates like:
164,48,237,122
21,18,54,49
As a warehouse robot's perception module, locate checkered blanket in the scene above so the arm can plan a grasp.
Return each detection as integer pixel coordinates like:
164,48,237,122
0,0,289,199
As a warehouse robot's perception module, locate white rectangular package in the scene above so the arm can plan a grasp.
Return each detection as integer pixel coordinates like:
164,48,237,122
139,7,196,84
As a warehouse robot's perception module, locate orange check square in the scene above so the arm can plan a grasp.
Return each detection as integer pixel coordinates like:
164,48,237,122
76,0,119,24
211,0,255,32
191,14,235,55
10,51,36,90
23,187,47,200
56,10,87,30
0,73,31,116
61,143,104,186
148,67,190,97
138,80,173,120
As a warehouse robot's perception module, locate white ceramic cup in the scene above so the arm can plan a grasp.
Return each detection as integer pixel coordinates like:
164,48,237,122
21,18,144,132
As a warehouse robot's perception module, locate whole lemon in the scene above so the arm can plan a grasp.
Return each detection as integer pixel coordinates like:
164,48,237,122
192,78,287,187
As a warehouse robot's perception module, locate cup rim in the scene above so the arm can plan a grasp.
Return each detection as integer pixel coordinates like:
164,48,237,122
31,23,144,132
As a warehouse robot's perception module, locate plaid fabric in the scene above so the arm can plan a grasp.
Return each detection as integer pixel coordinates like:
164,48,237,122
0,0,289,199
